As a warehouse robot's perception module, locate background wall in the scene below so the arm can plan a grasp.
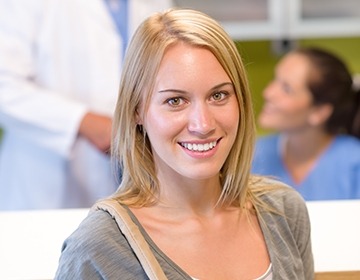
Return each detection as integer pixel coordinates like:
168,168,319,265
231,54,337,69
0,37,359,139
238,36,360,135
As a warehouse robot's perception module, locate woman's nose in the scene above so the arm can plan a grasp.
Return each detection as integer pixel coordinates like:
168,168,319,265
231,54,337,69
187,103,215,135
263,80,277,99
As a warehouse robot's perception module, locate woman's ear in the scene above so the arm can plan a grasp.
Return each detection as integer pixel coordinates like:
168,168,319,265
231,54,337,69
135,108,143,125
308,104,333,126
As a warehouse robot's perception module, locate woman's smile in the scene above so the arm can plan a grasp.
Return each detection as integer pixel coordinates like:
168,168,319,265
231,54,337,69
179,139,219,152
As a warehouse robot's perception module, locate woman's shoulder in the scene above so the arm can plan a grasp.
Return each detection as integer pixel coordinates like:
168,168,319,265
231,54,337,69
334,135,360,149
256,134,280,146
250,176,312,245
251,176,308,215
331,135,360,164
60,210,126,258
253,134,281,160
250,177,314,278
55,209,146,279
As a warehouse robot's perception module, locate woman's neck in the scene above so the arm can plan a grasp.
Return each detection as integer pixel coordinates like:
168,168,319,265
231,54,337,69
280,130,335,184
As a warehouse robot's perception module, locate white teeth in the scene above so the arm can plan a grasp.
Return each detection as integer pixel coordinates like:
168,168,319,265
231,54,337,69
181,141,217,152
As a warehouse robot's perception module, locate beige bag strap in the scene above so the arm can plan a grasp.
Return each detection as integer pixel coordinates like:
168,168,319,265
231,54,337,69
91,199,168,280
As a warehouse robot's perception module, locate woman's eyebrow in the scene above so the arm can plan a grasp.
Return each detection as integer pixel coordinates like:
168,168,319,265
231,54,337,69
158,82,233,94
211,82,234,90
158,88,187,94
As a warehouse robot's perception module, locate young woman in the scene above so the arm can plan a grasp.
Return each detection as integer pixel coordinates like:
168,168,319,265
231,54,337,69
252,47,360,201
55,8,313,279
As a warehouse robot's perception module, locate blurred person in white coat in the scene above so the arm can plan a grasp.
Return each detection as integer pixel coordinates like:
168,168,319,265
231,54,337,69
0,0,172,210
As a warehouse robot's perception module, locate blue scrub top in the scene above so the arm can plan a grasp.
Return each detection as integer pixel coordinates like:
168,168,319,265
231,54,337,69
252,134,360,201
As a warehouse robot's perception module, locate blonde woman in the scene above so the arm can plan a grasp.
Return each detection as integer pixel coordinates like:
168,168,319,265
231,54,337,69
55,8,313,279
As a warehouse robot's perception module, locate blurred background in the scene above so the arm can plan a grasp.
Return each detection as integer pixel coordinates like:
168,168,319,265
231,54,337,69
1,0,359,138
174,0,360,135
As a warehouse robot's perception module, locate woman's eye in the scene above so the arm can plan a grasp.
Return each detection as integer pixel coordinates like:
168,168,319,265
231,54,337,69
167,97,183,106
212,91,227,101
282,83,293,94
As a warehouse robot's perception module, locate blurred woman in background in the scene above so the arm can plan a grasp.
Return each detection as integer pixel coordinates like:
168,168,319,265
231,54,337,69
252,47,360,201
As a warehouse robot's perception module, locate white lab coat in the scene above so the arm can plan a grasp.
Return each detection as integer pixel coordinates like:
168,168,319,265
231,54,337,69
0,0,172,210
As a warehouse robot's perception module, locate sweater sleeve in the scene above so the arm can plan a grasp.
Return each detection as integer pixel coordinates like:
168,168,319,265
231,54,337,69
54,210,148,280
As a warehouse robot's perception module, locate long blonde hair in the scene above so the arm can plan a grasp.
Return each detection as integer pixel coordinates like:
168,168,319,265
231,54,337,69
111,8,265,208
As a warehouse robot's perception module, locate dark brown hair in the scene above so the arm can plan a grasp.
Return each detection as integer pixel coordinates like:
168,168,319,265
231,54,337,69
295,47,360,138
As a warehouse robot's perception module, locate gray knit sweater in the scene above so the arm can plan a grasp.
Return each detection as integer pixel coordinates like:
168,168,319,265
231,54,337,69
55,184,314,279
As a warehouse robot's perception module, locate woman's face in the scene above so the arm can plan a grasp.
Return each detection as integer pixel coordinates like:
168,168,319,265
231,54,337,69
138,42,239,182
258,53,315,132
